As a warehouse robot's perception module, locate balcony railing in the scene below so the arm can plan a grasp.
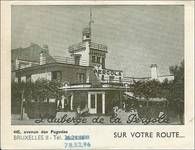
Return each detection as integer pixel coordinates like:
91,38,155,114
90,42,107,52
52,56,88,66
68,42,108,53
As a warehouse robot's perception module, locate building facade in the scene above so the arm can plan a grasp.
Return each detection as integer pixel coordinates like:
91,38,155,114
12,19,174,116
12,24,126,115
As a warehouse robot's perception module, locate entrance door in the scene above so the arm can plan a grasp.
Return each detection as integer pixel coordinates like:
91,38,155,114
88,92,105,114
66,96,71,111
97,94,102,114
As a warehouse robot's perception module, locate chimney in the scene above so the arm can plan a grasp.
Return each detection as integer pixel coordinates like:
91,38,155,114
40,51,46,65
150,64,158,79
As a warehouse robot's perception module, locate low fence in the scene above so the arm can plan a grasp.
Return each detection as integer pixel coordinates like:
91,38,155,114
12,100,183,122
26,102,56,119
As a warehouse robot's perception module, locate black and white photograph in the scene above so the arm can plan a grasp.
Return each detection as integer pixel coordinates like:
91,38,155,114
11,5,185,125
1,1,195,149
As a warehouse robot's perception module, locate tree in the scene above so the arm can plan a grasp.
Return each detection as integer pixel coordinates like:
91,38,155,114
168,60,184,124
169,60,184,101
31,79,63,102
11,79,63,116
131,60,184,102
132,79,162,98
11,81,34,119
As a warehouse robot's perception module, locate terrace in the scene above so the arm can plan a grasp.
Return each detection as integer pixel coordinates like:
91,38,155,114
68,42,108,53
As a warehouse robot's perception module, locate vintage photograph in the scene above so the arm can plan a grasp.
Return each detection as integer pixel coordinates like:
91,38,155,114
11,5,184,125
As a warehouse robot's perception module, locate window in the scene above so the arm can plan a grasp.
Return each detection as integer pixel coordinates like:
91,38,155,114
78,73,85,83
57,72,62,80
53,72,57,80
91,94,95,108
75,56,80,65
101,75,104,81
109,76,115,82
92,56,96,63
52,71,62,80
102,58,105,68
97,57,101,63
119,77,122,82
86,34,90,38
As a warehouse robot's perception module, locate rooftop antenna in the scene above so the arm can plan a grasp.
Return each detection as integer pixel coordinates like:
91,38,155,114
89,8,94,39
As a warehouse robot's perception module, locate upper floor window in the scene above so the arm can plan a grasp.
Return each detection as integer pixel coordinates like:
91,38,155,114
92,56,96,63
74,55,81,65
101,75,105,81
86,34,90,38
52,71,62,81
109,76,115,82
119,77,122,82
97,57,101,63
78,73,85,83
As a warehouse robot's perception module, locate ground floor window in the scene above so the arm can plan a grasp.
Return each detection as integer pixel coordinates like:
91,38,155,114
90,94,95,108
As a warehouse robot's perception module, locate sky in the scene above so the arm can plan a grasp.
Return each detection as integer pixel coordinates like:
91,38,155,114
11,5,184,77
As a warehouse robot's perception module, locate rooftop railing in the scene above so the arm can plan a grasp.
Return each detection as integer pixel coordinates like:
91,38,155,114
52,56,88,66
68,42,108,53
90,42,107,52
15,55,90,70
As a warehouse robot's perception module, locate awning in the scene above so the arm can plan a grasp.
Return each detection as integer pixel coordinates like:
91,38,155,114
124,92,136,99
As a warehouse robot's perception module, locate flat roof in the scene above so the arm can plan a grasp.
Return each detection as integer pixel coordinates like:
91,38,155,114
13,62,92,72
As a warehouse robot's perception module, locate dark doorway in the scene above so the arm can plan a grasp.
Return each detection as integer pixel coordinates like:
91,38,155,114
97,94,102,114
64,96,71,111
102,58,105,69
